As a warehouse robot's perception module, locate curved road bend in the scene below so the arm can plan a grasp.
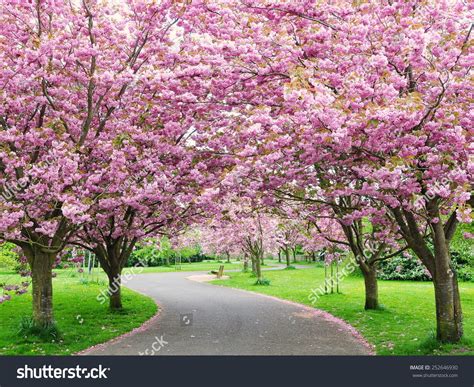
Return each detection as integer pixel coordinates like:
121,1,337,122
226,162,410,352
81,271,371,355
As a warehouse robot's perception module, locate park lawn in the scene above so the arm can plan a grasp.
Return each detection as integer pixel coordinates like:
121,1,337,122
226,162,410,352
212,267,474,356
138,260,244,273
0,270,157,355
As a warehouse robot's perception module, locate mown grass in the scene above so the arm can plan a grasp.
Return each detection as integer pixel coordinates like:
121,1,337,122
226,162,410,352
0,270,157,355
138,260,245,273
212,267,474,355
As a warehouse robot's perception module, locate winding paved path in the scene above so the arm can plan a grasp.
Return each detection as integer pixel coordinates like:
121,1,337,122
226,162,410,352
81,271,371,356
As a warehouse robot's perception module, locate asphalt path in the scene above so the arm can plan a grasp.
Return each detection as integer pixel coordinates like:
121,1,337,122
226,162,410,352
81,269,371,356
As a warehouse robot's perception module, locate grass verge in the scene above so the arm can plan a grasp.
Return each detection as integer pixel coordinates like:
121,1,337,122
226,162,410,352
212,267,474,355
0,270,157,355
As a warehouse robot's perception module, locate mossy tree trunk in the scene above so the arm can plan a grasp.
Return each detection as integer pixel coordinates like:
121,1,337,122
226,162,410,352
26,247,56,326
392,202,463,343
361,265,378,310
107,263,123,309
254,252,263,282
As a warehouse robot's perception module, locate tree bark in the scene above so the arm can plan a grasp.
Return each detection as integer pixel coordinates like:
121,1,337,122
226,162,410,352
431,218,463,342
292,247,297,263
391,204,463,343
284,248,290,267
29,248,55,326
433,270,463,342
278,250,282,263
255,253,263,282
93,243,134,310
362,266,378,310
107,265,123,310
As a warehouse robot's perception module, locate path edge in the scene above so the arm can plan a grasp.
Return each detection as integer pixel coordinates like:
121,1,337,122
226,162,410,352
75,291,163,356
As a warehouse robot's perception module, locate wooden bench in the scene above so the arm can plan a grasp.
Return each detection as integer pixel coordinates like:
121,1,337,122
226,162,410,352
211,265,225,279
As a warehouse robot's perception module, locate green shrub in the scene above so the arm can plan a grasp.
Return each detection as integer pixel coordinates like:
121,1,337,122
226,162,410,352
378,251,473,282
451,223,474,266
378,254,431,281
255,278,271,286
0,243,18,269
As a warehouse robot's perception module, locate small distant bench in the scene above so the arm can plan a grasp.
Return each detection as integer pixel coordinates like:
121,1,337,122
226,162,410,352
211,265,224,279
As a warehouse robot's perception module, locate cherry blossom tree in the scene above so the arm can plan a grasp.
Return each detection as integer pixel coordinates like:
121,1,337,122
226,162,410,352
0,0,222,321
196,0,472,341
205,196,279,282
199,226,240,262
254,0,473,341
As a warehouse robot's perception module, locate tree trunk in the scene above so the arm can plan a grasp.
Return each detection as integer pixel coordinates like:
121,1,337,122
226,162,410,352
292,248,296,263
251,257,257,274
255,253,262,282
430,219,463,343
433,273,463,342
392,203,464,343
278,250,282,263
431,248,463,342
285,248,290,267
107,266,123,310
30,249,55,326
362,267,378,310
226,252,231,263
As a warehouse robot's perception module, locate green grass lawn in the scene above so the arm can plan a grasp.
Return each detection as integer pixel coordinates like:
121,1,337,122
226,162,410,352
0,270,157,355
212,267,474,355
138,260,244,273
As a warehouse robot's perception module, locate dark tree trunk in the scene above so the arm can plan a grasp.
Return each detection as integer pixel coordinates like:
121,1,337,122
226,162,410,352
278,250,282,263
226,252,231,263
285,248,290,267
292,248,297,263
255,253,263,281
107,265,123,310
392,203,464,343
94,245,134,311
29,248,55,326
251,257,257,274
362,266,378,310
